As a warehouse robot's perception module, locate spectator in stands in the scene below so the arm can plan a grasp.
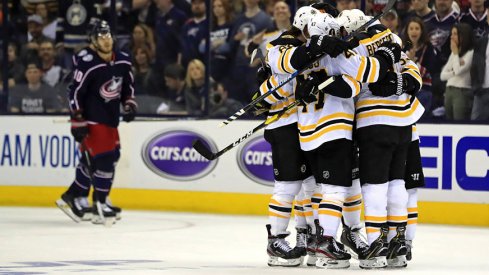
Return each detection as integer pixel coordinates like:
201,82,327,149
210,0,234,81
229,0,273,103
56,0,98,69
8,60,60,114
157,63,187,114
154,0,188,69
39,40,64,87
425,0,459,116
180,0,208,66
381,10,400,34
209,82,243,117
408,0,436,21
470,31,489,120
184,59,208,115
130,0,158,28
404,17,440,116
247,0,291,59
133,45,161,99
441,23,475,120
128,23,156,62
27,14,46,43
34,2,57,40
337,0,356,12
0,43,25,90
459,0,489,40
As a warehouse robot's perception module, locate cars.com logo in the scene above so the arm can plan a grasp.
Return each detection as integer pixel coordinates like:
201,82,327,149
142,130,217,181
237,136,274,186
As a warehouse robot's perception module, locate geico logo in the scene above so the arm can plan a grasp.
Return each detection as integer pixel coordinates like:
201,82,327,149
150,146,208,162
245,151,273,166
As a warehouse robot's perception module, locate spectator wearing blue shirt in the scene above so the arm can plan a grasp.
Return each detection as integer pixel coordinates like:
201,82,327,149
180,0,208,66
210,0,235,81
154,0,188,70
228,0,273,104
459,0,489,40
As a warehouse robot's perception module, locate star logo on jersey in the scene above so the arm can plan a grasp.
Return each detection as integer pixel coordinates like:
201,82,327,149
100,77,123,102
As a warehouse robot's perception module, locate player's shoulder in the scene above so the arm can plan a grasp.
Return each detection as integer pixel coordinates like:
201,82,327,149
74,48,99,70
115,51,133,64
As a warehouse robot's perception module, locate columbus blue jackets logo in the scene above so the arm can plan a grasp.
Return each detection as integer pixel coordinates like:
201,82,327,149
100,77,123,102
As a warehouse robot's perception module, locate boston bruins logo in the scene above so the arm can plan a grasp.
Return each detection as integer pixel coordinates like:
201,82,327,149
66,0,87,27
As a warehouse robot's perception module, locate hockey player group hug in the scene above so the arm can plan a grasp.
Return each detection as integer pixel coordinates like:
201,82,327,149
258,4,425,269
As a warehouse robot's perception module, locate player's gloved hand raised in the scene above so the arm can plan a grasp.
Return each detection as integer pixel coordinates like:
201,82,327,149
256,64,272,85
373,41,401,66
309,35,350,58
296,74,322,104
70,110,89,143
122,100,137,122
369,71,404,97
311,2,339,17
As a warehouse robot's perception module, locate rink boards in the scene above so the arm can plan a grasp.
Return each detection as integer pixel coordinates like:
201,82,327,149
0,116,488,226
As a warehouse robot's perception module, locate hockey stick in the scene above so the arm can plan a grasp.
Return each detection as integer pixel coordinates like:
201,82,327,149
193,77,335,160
218,0,397,128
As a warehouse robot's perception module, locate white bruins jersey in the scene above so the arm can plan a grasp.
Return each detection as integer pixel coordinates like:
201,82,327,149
267,43,385,151
353,28,425,129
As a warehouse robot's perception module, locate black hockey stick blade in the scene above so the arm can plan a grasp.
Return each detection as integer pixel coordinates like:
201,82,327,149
192,139,217,161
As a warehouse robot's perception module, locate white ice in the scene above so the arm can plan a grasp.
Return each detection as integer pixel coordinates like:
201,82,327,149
1,207,488,275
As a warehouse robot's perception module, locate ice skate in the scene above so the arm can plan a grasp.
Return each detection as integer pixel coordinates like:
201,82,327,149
304,224,318,266
266,224,302,267
294,227,307,265
315,222,351,269
106,197,122,220
340,224,369,260
55,193,91,223
387,226,408,268
406,240,413,261
91,201,116,227
359,225,389,269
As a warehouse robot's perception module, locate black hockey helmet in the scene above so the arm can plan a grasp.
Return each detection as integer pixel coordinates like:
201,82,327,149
89,19,111,42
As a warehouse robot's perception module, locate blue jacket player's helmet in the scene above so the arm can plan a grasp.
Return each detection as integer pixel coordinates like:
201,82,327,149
89,19,112,43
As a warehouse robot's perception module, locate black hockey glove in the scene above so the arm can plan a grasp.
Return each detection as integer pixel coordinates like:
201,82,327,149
309,35,351,58
122,100,137,122
256,64,272,85
296,73,323,104
373,41,402,67
70,110,89,143
369,72,408,97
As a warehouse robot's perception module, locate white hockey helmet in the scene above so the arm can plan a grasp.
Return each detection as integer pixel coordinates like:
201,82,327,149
336,9,370,35
293,6,319,31
307,13,341,37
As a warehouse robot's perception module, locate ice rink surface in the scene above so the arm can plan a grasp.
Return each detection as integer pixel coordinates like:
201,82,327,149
1,207,489,275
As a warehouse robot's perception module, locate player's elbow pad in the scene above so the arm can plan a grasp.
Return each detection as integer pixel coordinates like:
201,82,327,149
402,73,421,96
290,46,314,70
321,77,354,98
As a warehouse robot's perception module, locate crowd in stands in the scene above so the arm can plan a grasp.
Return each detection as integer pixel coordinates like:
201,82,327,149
0,0,488,121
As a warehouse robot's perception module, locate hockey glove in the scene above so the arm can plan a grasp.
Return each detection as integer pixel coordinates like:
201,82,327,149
296,73,324,104
122,100,137,122
256,64,272,85
369,72,407,97
373,42,402,67
70,110,89,143
309,35,351,58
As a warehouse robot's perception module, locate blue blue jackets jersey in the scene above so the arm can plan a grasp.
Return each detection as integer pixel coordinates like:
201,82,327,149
68,47,135,128
180,18,208,66
155,6,188,68
459,9,489,40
